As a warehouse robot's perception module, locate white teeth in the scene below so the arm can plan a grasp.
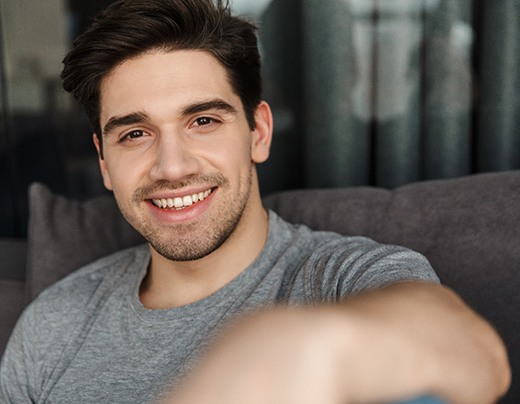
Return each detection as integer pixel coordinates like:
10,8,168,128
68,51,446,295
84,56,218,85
182,195,193,206
173,197,183,208
152,189,212,210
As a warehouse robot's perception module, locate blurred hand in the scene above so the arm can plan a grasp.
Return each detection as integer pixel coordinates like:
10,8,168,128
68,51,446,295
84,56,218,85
164,307,353,404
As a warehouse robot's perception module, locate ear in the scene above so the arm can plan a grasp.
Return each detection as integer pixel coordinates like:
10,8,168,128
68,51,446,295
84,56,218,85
251,101,273,164
93,133,113,191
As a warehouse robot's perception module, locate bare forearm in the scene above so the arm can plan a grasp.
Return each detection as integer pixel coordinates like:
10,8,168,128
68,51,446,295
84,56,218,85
167,282,510,404
333,282,511,403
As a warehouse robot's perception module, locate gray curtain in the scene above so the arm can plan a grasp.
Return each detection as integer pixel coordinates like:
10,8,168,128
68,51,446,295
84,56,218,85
0,4,20,237
258,0,520,192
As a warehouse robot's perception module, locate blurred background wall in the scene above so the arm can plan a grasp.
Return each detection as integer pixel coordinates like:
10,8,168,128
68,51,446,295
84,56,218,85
1,0,519,237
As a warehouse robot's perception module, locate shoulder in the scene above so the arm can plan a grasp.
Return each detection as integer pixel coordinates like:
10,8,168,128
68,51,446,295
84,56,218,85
0,245,148,400
268,212,438,300
10,245,148,357
306,235,439,298
33,244,149,310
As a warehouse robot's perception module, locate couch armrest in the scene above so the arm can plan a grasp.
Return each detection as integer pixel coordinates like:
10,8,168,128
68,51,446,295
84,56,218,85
0,238,27,281
0,280,26,356
0,238,28,357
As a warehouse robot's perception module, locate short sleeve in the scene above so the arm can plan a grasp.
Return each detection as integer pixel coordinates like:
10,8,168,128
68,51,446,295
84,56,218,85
302,237,440,302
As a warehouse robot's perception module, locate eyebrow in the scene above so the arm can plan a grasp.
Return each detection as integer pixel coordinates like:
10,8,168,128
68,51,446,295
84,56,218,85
180,99,238,116
102,112,149,136
102,99,238,136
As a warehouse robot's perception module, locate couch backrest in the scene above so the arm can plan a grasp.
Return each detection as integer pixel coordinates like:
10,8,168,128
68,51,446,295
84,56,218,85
25,170,520,401
263,171,520,403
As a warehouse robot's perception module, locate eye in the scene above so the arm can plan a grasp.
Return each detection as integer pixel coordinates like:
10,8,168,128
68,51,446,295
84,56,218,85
119,129,145,143
192,117,216,127
189,116,222,134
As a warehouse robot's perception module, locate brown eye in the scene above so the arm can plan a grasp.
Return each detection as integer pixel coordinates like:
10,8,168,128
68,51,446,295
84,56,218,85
194,117,214,126
119,130,145,143
127,130,144,138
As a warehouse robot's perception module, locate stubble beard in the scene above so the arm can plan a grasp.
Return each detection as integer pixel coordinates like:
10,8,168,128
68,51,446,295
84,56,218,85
117,170,253,262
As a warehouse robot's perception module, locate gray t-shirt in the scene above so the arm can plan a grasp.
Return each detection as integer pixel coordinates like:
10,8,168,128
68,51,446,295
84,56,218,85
0,211,438,403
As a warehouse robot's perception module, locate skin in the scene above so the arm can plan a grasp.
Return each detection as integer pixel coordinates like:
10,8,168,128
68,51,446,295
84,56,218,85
95,49,510,403
95,50,273,308
167,283,511,404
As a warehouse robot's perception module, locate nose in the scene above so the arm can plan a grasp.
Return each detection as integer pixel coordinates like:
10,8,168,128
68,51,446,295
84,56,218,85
149,134,201,182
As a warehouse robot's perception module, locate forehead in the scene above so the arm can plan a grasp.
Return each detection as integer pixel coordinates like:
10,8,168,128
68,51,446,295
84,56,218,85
99,50,240,122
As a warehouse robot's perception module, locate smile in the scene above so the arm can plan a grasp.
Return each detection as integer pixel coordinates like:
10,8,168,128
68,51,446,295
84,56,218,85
151,189,213,210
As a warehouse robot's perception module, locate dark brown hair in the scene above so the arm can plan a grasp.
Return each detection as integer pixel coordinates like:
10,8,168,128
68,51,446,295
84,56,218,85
61,0,262,140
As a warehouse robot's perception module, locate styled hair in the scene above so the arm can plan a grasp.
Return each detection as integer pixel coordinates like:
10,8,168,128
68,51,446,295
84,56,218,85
61,0,262,138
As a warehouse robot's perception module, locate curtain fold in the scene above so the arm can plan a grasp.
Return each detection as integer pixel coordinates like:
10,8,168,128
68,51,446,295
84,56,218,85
0,0,20,236
302,0,370,187
421,0,472,180
476,0,520,171
259,0,520,192
258,0,305,194
372,1,422,187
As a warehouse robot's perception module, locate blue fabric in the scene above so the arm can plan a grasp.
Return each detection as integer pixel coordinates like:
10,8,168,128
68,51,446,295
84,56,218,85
394,396,445,404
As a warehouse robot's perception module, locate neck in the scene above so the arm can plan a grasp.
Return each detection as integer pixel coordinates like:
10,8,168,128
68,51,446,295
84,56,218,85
139,192,269,309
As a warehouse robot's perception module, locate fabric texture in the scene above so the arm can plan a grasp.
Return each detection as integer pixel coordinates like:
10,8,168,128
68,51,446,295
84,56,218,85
0,239,28,354
1,212,437,403
263,170,520,327
263,170,520,403
0,281,25,355
258,1,520,192
19,171,520,401
0,239,27,282
26,183,144,301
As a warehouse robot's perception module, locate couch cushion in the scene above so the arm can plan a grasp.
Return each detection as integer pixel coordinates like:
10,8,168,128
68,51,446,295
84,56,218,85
264,170,520,402
264,170,520,317
25,171,520,401
0,239,28,358
26,184,144,301
0,280,26,355
0,239,27,282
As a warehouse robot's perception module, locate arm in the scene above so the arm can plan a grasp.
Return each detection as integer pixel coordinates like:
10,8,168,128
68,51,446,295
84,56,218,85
166,282,510,404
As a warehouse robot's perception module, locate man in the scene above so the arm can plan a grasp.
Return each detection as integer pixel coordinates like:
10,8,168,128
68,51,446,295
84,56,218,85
0,0,510,403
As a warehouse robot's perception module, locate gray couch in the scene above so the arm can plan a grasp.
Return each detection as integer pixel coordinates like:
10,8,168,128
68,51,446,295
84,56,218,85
1,170,519,402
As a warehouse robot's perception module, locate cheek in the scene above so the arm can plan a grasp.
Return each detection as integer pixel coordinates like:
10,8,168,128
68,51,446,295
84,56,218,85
218,146,252,176
101,156,142,194
204,134,252,168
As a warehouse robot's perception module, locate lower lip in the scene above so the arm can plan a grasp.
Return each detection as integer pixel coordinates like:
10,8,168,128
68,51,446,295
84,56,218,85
146,189,216,224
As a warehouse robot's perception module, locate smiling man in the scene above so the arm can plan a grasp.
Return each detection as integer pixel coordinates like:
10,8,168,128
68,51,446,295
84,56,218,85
96,50,273,308
0,1,510,403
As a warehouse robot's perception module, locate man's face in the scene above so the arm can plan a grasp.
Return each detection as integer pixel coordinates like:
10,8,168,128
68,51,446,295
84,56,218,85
96,50,270,261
